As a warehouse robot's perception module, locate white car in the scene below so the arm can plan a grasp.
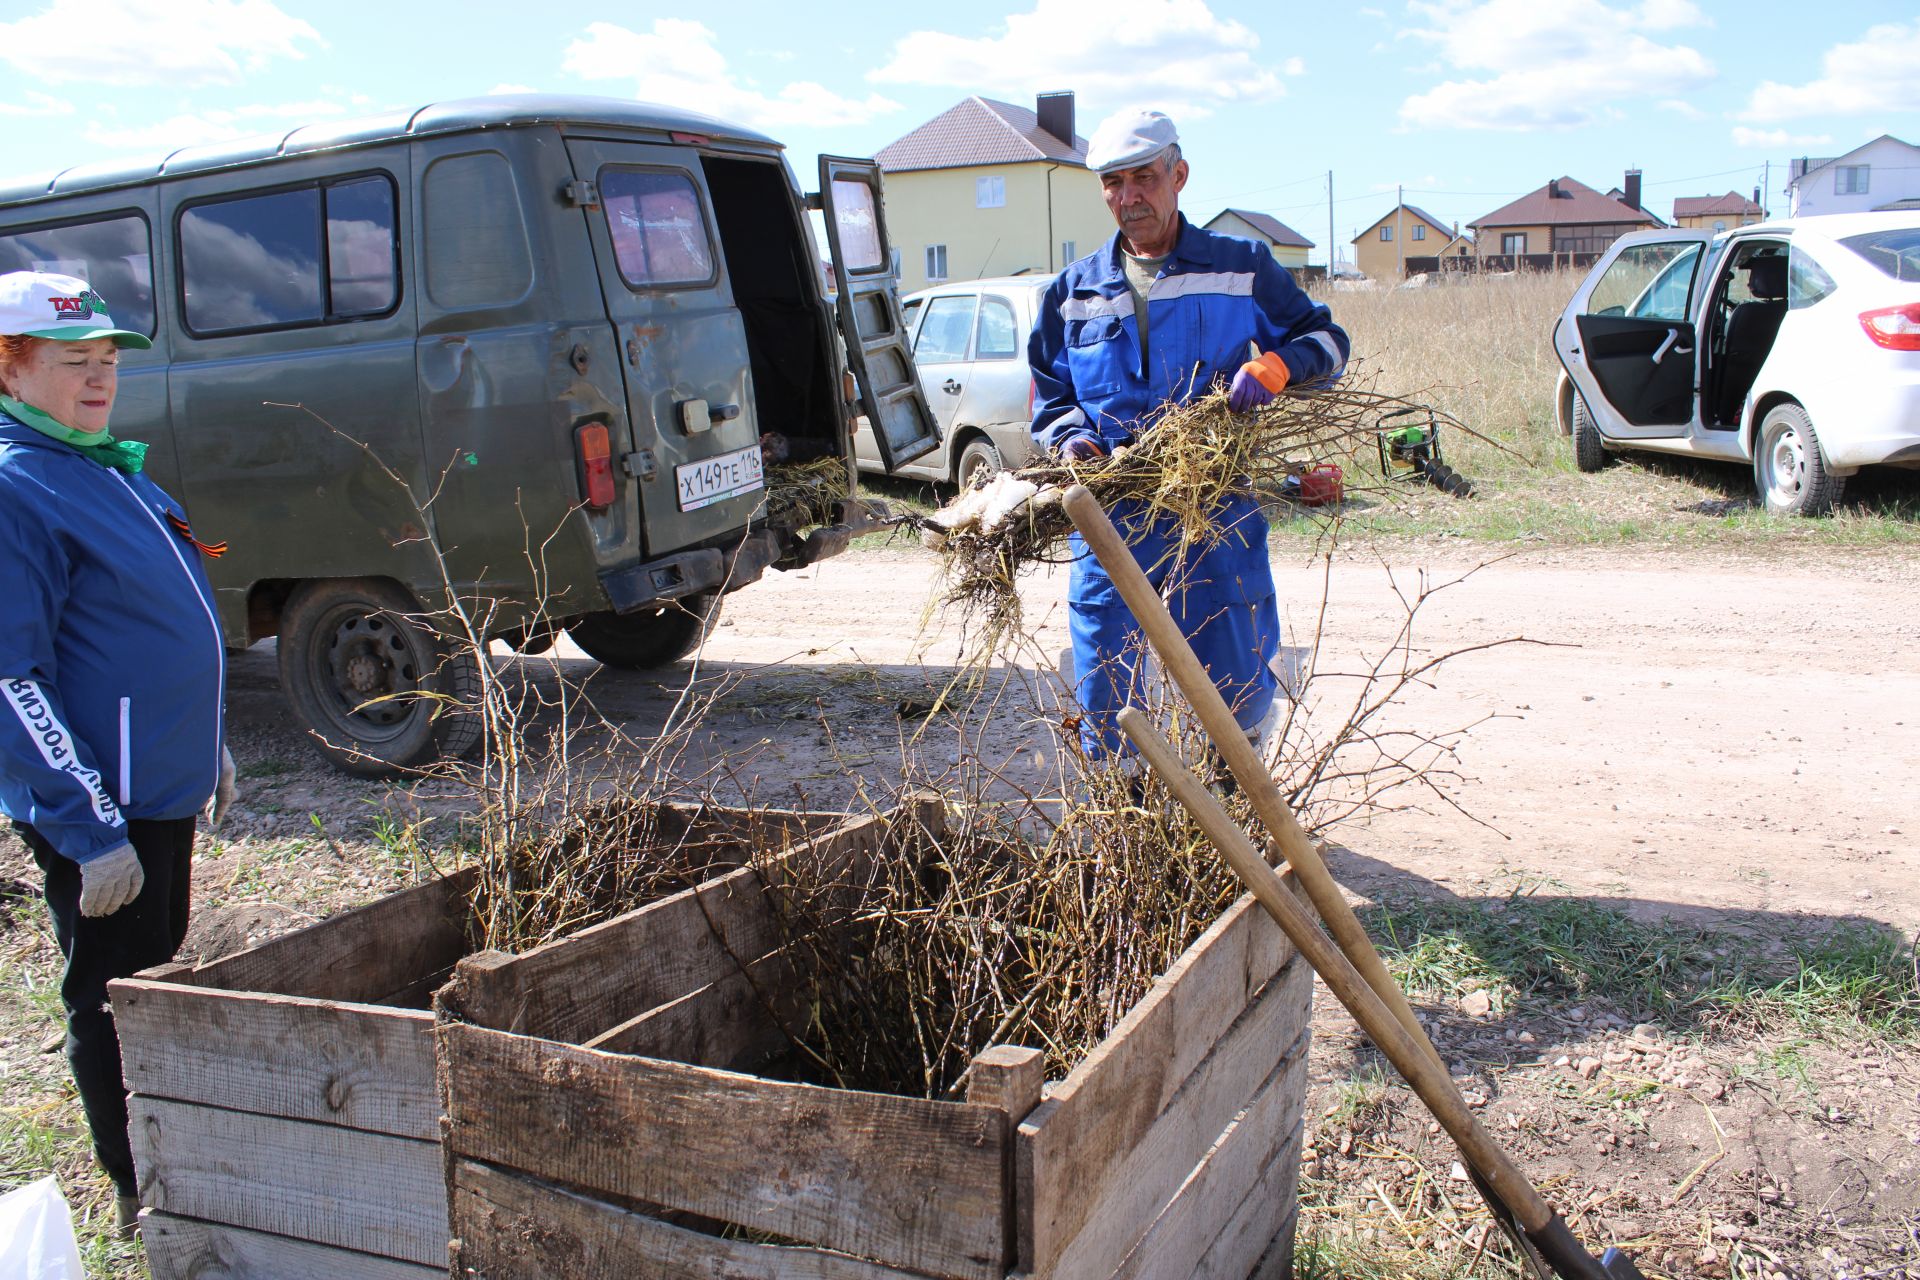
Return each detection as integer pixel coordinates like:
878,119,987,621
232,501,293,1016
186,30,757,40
1553,212,1920,514
854,275,1055,487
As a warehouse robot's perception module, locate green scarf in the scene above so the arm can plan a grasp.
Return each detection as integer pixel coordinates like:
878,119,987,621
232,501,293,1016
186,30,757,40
0,395,146,473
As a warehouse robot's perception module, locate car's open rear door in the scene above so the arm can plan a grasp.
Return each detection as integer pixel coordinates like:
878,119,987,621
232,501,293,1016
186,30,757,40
817,156,939,471
1554,231,1713,440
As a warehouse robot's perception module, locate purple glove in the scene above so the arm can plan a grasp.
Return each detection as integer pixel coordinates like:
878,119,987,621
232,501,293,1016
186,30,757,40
1228,350,1290,413
1062,436,1106,461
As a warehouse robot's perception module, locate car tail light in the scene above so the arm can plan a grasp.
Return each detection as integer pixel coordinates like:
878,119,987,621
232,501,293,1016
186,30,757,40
1027,376,1036,419
1860,303,1920,350
575,423,616,510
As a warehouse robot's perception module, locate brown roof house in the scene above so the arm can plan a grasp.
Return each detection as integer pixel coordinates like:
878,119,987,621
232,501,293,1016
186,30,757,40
1469,173,1659,267
1351,203,1472,279
875,92,1113,291
1673,191,1764,231
1204,208,1315,270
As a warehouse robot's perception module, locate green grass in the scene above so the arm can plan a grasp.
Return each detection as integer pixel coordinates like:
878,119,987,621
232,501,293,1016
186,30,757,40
1366,886,1920,1041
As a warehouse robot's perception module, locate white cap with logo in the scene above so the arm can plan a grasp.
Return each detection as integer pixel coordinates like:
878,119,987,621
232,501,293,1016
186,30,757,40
0,271,151,349
1085,109,1180,175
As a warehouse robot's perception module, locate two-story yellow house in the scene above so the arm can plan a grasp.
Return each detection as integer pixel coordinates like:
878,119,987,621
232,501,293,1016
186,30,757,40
875,93,1113,292
1352,204,1471,280
1672,192,1764,231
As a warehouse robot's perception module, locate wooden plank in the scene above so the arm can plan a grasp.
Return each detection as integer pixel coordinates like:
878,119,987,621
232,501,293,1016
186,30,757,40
1017,890,1295,1273
130,1096,447,1266
1195,1117,1305,1280
1108,1032,1309,1280
189,867,477,1004
439,808,907,1045
140,1210,442,1280
451,1158,933,1280
1031,951,1310,1280
112,980,438,1139
584,948,804,1068
439,1023,1005,1280
966,1046,1046,1275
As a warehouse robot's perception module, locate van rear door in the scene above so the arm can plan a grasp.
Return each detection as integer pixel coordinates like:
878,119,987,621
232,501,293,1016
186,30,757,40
565,137,765,559
817,156,938,472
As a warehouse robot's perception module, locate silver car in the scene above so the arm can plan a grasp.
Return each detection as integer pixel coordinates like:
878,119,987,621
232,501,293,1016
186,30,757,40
855,275,1055,486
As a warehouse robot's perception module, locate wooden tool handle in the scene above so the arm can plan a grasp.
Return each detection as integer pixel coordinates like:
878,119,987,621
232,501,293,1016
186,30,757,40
1117,706,1556,1230
1060,485,1437,1058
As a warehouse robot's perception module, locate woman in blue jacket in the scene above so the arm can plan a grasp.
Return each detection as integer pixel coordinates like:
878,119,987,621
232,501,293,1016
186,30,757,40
0,271,232,1232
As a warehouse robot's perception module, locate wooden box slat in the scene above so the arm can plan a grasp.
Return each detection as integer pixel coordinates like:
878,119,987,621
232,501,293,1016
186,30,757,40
440,1024,1007,1280
451,1158,936,1280
1015,892,1294,1274
131,1097,446,1265
138,1211,442,1280
115,981,437,1139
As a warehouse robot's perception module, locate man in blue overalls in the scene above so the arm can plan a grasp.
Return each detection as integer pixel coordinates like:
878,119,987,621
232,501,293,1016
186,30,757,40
1029,109,1350,761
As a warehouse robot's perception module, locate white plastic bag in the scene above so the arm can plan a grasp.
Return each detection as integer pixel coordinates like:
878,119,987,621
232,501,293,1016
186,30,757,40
0,1176,85,1280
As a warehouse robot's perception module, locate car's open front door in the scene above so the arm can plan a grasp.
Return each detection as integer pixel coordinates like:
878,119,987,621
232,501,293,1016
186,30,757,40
1554,231,1712,440
817,156,939,471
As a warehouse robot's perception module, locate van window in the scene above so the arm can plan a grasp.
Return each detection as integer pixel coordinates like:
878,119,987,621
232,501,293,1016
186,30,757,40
601,169,714,288
424,152,534,308
0,214,155,336
179,176,398,334
974,296,1018,359
915,295,975,362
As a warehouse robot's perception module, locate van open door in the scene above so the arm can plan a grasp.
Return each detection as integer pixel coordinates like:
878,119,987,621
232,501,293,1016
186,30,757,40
817,156,939,471
1553,230,1713,440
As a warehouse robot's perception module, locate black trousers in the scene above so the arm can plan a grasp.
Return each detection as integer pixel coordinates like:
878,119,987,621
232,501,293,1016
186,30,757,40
19,817,195,1197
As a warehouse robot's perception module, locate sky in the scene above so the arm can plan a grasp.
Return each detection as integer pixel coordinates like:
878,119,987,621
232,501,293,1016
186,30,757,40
2,0,1916,267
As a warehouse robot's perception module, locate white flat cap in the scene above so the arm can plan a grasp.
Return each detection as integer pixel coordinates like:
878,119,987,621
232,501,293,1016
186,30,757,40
1084,109,1179,174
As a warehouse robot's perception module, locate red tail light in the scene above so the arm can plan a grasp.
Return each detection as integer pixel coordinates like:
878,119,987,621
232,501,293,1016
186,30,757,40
1027,376,1036,419
1860,303,1920,350
575,423,616,509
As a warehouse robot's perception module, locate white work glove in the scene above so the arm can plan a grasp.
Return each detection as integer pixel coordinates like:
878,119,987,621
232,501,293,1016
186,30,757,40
79,843,144,917
208,745,237,829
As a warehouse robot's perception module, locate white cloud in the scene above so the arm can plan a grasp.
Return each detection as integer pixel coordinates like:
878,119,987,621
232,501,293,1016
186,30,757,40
564,20,898,129
0,90,74,118
1397,0,1713,131
83,99,346,153
0,0,321,88
869,0,1288,120
1282,56,1306,76
488,83,540,96
1659,98,1706,121
1739,20,1920,122
1731,126,1832,149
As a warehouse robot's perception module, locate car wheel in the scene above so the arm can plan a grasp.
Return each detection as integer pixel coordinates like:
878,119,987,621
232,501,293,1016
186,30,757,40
1571,392,1608,473
1754,403,1845,517
278,578,482,777
568,594,722,669
956,437,1005,490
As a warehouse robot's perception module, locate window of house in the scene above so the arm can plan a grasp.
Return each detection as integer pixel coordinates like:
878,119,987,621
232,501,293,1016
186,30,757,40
0,213,156,336
976,176,1005,209
925,244,948,282
601,168,714,288
1379,225,1393,242
1412,224,1425,241
1713,220,1727,234
424,152,533,309
179,175,398,335
973,296,1018,360
914,294,975,362
1502,232,1527,255
1835,165,1870,195
1060,240,1076,264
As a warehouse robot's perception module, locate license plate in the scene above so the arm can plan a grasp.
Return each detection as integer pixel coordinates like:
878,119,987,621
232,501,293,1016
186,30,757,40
675,443,765,512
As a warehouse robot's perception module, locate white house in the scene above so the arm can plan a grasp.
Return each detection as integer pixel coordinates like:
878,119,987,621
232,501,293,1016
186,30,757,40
1785,135,1920,217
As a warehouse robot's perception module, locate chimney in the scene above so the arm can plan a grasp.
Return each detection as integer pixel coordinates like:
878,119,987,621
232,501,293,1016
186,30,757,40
1547,179,1561,200
1036,91,1075,147
1624,168,1643,212
1753,185,1762,211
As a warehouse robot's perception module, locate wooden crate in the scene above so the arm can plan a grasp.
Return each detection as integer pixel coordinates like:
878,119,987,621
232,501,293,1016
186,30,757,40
436,801,1312,1280
109,801,860,1280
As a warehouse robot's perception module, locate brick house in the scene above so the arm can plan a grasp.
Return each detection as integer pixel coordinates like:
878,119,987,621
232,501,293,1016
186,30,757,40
1673,192,1764,232
1351,203,1472,279
1468,173,1659,269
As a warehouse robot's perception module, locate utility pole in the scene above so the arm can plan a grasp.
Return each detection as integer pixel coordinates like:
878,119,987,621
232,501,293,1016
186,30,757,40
1396,183,1404,278
1327,170,1335,279
1762,160,1770,219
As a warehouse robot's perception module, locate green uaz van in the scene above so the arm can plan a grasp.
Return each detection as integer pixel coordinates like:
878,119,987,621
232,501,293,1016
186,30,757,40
0,95,936,774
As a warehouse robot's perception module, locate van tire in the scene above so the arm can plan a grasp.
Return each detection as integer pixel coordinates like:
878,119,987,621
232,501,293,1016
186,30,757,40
1571,393,1608,473
278,579,482,777
568,595,722,669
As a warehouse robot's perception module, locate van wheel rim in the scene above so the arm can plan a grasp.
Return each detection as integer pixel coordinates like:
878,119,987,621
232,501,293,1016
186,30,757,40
1763,425,1805,505
320,610,421,732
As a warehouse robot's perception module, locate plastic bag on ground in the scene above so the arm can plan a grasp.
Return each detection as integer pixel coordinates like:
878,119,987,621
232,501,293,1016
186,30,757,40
0,1176,86,1280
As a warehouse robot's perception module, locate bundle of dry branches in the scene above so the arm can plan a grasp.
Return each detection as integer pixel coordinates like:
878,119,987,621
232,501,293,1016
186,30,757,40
763,456,850,531
920,380,1474,648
